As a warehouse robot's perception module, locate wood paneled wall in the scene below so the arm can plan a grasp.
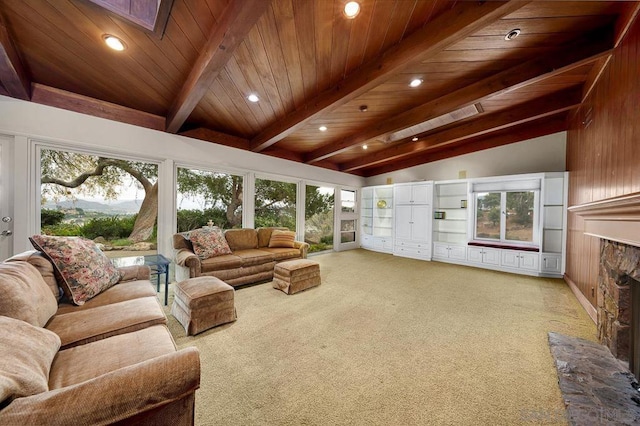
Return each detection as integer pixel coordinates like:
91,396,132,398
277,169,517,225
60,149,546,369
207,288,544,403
565,16,640,310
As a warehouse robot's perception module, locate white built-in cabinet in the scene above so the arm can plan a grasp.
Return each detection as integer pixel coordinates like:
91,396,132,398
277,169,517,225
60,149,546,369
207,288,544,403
360,185,394,253
393,182,433,260
360,172,567,278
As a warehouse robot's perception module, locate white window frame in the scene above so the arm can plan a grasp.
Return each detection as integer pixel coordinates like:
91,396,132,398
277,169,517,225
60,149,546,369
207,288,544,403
336,187,358,251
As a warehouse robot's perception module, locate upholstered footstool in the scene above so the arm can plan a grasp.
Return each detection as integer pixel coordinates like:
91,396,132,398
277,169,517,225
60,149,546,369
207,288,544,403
171,276,236,335
273,259,321,294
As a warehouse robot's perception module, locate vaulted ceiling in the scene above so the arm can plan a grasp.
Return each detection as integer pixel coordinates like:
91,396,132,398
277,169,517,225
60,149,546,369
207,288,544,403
0,1,638,176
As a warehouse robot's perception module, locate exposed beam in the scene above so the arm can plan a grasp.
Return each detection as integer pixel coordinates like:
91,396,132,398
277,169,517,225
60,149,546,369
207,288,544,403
250,0,531,152
340,88,582,172
165,0,271,133
31,83,165,131
306,28,614,164
0,14,30,100
362,114,568,177
179,127,250,150
614,1,640,47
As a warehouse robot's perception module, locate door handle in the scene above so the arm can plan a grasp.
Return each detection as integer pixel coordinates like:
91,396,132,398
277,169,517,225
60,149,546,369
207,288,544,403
1,230,13,236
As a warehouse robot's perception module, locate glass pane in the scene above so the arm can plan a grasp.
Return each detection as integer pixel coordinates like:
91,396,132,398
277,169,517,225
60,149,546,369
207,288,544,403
341,189,356,213
255,178,297,231
176,168,243,231
305,185,334,253
40,148,158,257
506,191,534,242
340,220,356,243
475,192,500,240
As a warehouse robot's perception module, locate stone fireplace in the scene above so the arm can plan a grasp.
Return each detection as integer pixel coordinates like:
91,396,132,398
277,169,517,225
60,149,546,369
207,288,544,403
598,240,640,370
569,191,640,373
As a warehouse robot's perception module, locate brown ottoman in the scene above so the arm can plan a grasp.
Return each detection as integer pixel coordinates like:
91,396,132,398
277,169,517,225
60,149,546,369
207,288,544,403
273,259,321,294
171,276,236,335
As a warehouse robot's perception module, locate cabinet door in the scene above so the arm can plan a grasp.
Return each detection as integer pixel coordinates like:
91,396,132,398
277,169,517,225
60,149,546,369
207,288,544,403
519,252,540,271
467,247,483,263
501,250,520,268
433,243,449,258
394,185,412,204
395,205,412,240
482,248,501,265
449,245,466,260
541,254,562,273
412,205,431,242
411,183,431,204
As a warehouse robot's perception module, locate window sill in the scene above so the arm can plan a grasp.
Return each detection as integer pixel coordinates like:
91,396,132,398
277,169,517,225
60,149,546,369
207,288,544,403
468,241,540,252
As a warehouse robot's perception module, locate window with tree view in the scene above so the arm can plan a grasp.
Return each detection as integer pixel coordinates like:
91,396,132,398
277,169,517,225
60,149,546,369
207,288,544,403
305,185,334,253
40,147,158,257
254,178,297,231
176,168,243,231
475,191,536,244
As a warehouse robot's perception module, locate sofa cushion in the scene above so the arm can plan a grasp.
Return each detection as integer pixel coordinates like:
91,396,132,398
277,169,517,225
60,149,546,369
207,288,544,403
29,235,121,306
49,325,176,389
200,254,243,273
55,280,157,315
0,316,61,404
46,296,167,349
5,250,62,301
268,229,296,248
0,262,58,327
257,227,287,248
224,228,258,251
189,227,232,260
234,249,275,267
259,247,301,261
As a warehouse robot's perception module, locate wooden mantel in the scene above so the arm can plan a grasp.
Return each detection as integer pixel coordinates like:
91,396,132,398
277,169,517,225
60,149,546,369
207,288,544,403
568,192,640,247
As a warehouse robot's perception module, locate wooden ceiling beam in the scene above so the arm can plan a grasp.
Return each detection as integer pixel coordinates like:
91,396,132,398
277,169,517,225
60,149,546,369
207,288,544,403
31,83,165,131
249,0,531,152
0,14,30,100
340,88,582,172
179,127,250,150
165,0,271,133
305,27,614,164
361,114,568,177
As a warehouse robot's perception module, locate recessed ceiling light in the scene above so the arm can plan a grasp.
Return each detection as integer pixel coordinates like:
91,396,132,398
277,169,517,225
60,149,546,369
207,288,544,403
344,1,360,19
103,34,126,51
359,105,368,112
362,144,368,150
409,78,423,88
247,94,259,103
504,29,521,41
412,137,419,142
319,125,328,132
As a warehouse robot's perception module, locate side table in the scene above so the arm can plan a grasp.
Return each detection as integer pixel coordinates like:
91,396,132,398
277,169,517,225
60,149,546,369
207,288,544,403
112,254,171,305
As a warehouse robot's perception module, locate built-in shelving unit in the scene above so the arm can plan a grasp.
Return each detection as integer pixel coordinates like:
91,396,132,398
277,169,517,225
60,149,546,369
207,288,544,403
360,185,394,253
393,182,433,260
433,180,469,262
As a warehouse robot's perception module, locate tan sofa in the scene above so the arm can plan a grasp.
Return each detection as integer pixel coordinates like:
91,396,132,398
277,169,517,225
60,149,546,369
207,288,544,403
0,251,200,425
173,227,309,286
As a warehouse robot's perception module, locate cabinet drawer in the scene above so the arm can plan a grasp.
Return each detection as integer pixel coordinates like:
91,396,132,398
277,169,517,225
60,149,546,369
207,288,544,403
394,245,431,259
395,240,429,250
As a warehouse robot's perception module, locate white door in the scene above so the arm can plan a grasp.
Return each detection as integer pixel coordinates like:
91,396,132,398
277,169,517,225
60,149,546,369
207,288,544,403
394,205,412,240
412,205,431,242
0,136,14,260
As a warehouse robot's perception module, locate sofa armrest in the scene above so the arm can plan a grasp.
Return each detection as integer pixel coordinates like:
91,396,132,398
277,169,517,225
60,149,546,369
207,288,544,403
294,241,309,259
117,265,151,282
175,248,201,277
0,347,200,425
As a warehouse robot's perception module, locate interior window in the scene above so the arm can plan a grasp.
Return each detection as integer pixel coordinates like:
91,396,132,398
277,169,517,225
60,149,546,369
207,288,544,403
305,185,335,253
474,190,537,244
254,177,297,230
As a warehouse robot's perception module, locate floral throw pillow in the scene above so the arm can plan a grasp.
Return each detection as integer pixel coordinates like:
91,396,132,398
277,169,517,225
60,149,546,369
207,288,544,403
29,235,121,305
189,227,232,260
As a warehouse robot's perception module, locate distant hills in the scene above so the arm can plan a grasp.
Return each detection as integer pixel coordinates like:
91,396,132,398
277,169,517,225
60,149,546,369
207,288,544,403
44,199,142,215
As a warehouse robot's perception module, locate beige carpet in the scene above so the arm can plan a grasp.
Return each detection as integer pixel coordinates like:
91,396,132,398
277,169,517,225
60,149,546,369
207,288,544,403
163,249,596,426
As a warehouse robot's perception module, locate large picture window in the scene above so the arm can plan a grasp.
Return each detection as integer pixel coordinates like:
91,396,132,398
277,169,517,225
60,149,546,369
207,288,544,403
176,167,243,231
254,177,297,230
475,190,537,244
39,147,158,257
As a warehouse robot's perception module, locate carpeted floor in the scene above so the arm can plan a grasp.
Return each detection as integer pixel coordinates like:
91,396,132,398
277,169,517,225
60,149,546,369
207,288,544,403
162,249,596,425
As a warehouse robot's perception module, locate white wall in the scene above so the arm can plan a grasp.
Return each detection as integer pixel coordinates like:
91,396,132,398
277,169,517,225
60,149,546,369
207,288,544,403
0,96,364,256
364,132,567,185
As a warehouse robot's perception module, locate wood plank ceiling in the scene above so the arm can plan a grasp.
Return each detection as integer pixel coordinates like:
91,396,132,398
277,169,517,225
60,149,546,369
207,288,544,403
0,0,638,177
